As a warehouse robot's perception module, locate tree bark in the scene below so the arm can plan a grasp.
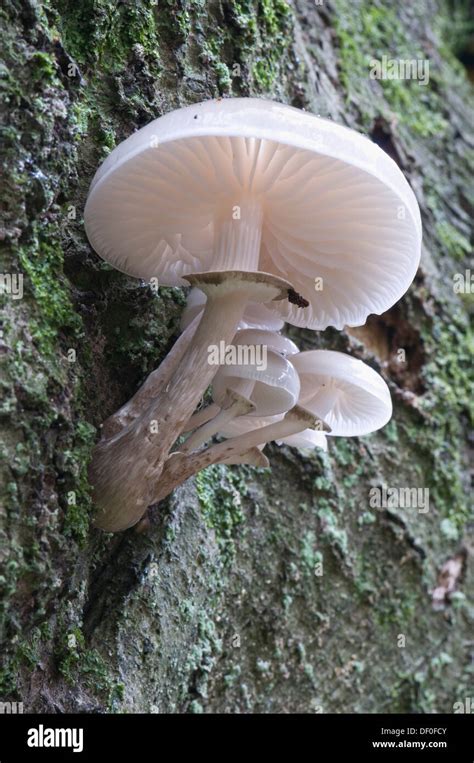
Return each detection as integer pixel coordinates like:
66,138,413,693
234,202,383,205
1,0,472,713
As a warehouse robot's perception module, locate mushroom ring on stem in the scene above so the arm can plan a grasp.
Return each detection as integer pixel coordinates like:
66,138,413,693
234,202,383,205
181,287,284,333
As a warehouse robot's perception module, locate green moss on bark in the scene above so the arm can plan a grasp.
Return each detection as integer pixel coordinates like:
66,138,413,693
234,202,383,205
1,0,472,714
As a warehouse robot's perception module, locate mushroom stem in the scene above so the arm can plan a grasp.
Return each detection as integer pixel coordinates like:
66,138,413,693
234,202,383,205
183,403,221,434
211,200,263,271
303,384,339,419
151,406,329,505
200,405,329,462
91,275,293,532
219,446,269,467
100,312,201,440
182,390,255,453
90,199,297,532
90,280,256,531
182,378,254,434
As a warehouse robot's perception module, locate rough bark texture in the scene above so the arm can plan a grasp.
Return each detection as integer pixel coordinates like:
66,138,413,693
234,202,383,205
1,0,473,713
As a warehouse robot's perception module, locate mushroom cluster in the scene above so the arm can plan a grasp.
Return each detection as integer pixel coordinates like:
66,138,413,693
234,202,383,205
84,98,422,532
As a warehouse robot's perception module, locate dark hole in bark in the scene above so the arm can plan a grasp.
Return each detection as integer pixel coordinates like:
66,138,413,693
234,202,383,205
370,117,403,167
347,305,426,394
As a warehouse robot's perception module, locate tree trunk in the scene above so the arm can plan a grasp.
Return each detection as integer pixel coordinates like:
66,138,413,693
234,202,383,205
1,0,472,713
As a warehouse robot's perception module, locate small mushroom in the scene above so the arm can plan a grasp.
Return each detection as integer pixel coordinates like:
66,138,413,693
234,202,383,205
152,406,329,505
291,350,392,436
230,328,299,357
219,348,391,447
211,330,300,418
183,327,299,434
182,330,300,452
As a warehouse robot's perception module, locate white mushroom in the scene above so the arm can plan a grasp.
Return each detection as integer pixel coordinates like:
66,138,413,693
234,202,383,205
84,97,420,531
211,329,300,417
182,330,300,452
86,98,421,331
218,348,391,451
230,328,299,357
290,350,392,436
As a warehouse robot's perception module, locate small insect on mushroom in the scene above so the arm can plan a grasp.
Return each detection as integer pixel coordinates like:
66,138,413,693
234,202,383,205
84,97,421,532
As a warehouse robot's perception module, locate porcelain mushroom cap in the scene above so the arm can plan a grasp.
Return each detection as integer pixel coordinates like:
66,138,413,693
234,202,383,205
212,330,300,418
291,350,392,436
233,328,299,357
84,98,421,329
